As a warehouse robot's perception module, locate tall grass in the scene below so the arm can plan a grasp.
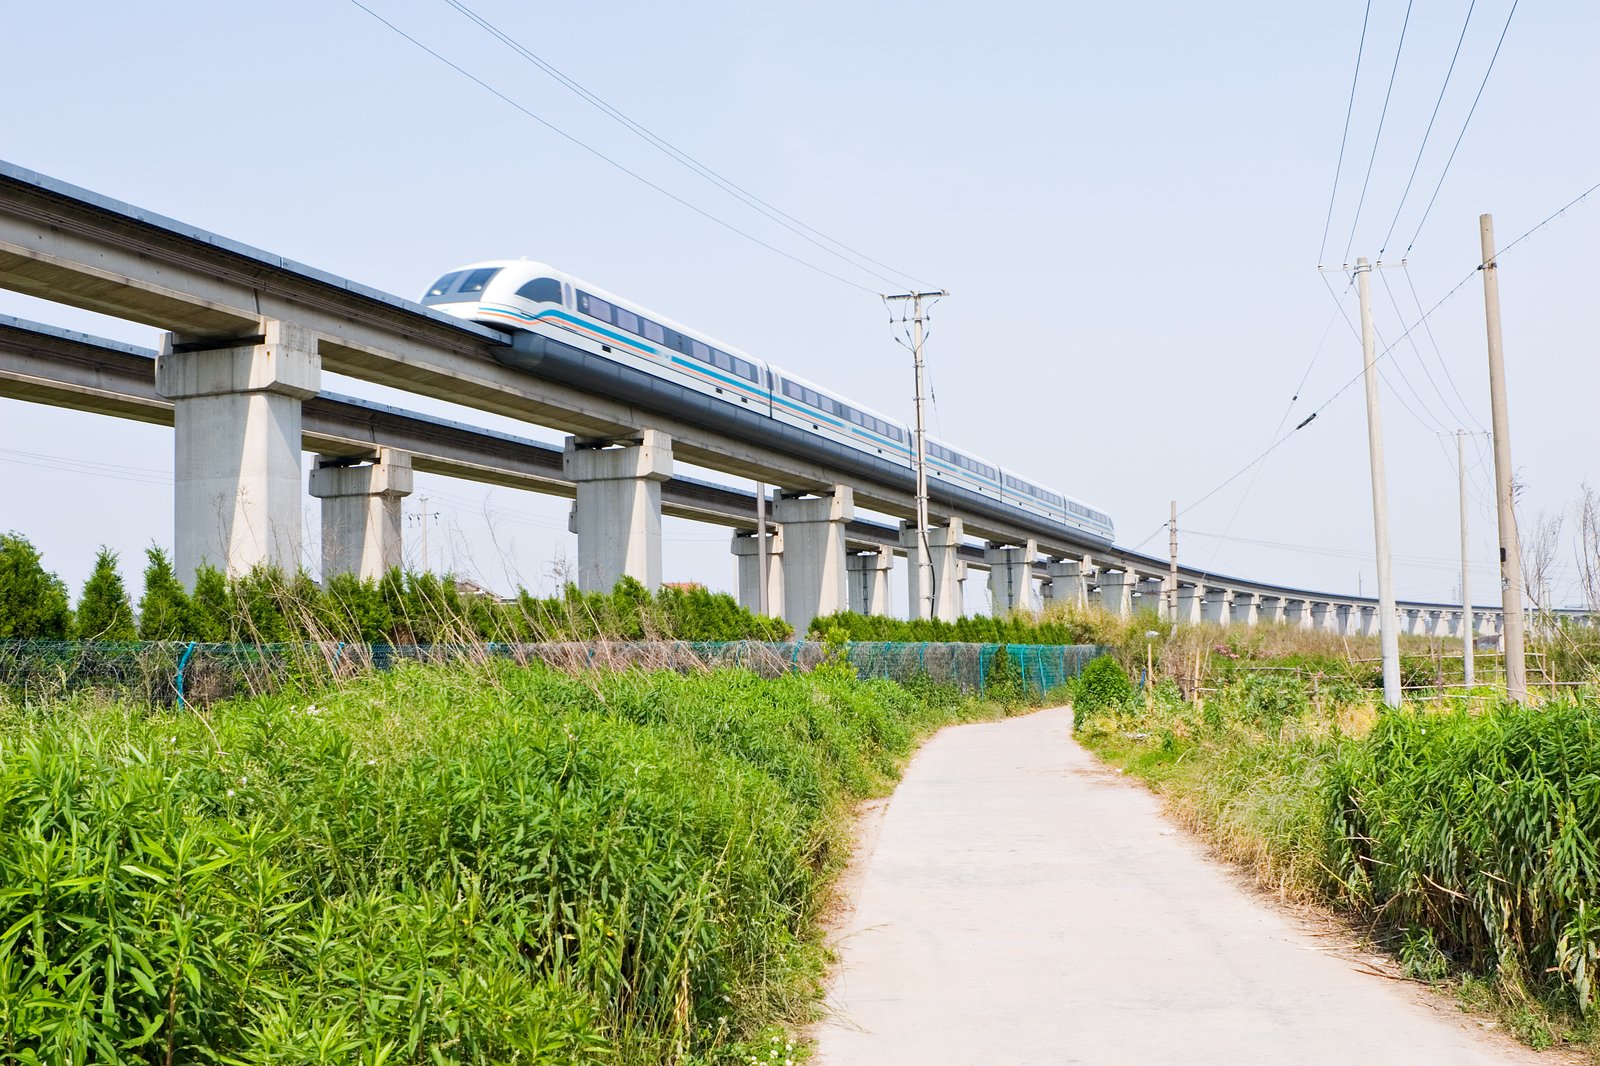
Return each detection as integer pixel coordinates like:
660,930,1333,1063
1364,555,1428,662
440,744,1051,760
0,661,990,1064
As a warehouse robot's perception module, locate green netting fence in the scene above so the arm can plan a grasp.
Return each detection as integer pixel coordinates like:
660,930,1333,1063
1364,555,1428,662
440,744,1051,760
0,639,1109,707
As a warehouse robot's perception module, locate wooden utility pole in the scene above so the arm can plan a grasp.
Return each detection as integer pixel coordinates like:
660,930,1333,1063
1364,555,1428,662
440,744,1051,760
1479,213,1528,703
884,289,948,619
1356,257,1402,707
1457,431,1475,688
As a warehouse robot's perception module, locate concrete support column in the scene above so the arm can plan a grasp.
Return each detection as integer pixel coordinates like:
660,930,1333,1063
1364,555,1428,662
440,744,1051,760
900,517,965,622
1175,584,1204,625
1043,556,1095,607
309,448,412,580
1310,601,1334,631
155,322,321,582
1202,587,1233,626
1232,592,1259,627
1357,605,1378,637
1133,576,1166,617
846,546,894,616
1258,596,1286,625
1402,608,1423,637
1098,569,1136,618
730,529,783,617
562,430,673,592
985,540,1038,614
1285,599,1310,629
775,486,855,633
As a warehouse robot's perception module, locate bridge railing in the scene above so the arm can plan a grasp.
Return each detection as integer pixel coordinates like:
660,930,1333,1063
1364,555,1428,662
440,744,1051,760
0,639,1108,707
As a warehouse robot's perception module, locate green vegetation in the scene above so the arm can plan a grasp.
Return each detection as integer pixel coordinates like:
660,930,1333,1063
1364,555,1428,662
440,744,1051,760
0,533,72,639
1077,646,1600,1050
810,603,1165,656
0,660,1002,1063
75,547,136,640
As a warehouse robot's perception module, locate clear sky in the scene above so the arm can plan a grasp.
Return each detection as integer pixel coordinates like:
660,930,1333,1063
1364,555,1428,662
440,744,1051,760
1,0,1595,612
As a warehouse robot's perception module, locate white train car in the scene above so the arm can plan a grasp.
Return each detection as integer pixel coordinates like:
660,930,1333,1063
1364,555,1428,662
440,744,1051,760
420,260,1116,546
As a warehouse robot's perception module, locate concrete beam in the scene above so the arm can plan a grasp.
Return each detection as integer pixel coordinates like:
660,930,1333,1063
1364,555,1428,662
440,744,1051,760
1043,556,1095,609
309,448,412,580
563,430,673,592
155,323,320,582
775,486,854,633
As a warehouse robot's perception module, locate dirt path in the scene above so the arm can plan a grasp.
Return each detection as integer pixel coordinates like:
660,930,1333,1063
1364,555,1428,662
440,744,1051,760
810,706,1557,1065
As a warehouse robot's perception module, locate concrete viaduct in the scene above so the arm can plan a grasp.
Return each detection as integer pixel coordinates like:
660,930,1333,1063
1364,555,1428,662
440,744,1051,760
0,160,1568,638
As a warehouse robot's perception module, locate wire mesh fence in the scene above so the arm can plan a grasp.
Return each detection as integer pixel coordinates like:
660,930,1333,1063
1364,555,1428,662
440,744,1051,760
0,639,1109,707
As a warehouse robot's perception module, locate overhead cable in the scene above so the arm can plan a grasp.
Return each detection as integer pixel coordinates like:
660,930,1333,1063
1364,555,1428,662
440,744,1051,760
1318,0,1374,267
343,0,880,294
1341,0,1416,266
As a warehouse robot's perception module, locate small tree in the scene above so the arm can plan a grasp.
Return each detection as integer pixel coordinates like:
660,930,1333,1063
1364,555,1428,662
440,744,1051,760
77,546,136,640
189,565,232,642
138,546,191,640
0,533,73,639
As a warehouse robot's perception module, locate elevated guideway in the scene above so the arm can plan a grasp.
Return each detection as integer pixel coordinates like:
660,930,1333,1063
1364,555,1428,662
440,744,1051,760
1,314,1555,638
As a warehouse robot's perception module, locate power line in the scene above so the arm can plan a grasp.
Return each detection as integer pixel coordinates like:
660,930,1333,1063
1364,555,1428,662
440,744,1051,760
1403,0,1521,253
1376,266,1479,430
342,0,880,295
1378,0,1478,255
1341,0,1416,266
437,0,930,292
1401,262,1486,432
1318,0,1374,267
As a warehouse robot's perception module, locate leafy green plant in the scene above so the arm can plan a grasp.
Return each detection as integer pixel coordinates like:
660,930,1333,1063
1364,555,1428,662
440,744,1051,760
0,533,73,639
74,546,136,640
1072,655,1134,728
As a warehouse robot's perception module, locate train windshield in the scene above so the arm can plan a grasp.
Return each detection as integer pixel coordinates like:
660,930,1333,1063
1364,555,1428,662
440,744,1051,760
515,277,563,304
422,267,500,305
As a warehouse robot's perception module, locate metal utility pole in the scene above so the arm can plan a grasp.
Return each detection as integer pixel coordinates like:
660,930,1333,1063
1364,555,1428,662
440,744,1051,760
1355,258,1402,707
1168,500,1179,623
755,482,769,616
1457,430,1475,688
884,289,948,619
1479,213,1528,703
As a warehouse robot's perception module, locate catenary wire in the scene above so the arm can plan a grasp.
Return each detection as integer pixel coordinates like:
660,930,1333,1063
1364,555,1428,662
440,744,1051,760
343,0,880,295
1378,0,1478,255
438,0,931,292
1377,266,1479,429
1402,262,1486,431
1403,0,1521,253
1341,0,1416,266
1319,0,1374,267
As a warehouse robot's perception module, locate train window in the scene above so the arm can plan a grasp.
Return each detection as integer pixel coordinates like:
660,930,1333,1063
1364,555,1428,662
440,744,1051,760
514,277,563,304
782,379,803,400
732,357,759,382
642,320,665,344
578,292,613,323
425,271,466,298
458,268,500,294
615,308,640,334
691,339,712,363
711,349,732,371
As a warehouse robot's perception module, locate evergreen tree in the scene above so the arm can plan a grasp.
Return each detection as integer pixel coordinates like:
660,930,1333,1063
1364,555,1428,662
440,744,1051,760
189,565,232,642
137,547,192,640
0,533,73,639
76,546,136,640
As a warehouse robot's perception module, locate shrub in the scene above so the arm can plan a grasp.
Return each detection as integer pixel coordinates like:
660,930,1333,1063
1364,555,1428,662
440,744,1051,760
1072,655,1134,728
74,546,136,640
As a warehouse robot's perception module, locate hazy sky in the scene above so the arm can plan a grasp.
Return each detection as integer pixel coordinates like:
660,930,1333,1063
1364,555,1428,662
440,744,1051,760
2,0,1596,612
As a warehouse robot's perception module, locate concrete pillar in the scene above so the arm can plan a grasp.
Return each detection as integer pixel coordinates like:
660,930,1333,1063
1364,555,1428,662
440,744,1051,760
1202,587,1233,626
985,540,1037,614
1402,607,1423,636
1357,605,1378,637
775,486,854,633
1232,591,1259,627
1176,584,1204,625
155,322,320,582
1043,556,1095,607
900,517,965,622
1311,601,1334,631
730,529,783,617
1133,576,1166,617
562,430,673,592
1258,595,1286,625
1098,569,1136,618
309,448,412,580
846,546,894,616
1285,599,1309,629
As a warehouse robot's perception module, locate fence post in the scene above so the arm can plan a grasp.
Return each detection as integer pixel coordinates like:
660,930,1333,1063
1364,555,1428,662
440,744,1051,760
175,641,198,710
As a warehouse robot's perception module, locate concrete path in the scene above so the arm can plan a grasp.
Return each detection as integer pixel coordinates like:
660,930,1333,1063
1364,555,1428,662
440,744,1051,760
812,707,1552,1065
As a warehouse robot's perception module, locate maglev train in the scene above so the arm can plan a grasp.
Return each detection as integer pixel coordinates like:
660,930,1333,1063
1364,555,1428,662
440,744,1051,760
421,260,1115,544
